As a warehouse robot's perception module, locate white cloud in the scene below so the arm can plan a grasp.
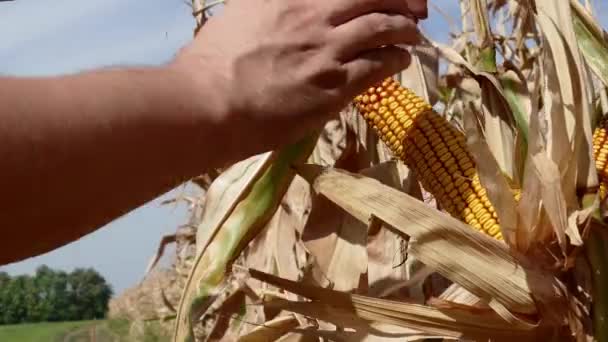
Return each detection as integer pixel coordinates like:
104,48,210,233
4,16,191,75
0,0,125,54
0,0,194,76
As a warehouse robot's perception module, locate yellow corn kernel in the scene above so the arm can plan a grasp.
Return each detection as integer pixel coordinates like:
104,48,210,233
593,117,608,201
353,77,504,240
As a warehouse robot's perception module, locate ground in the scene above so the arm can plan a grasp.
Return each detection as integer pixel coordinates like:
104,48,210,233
0,319,169,342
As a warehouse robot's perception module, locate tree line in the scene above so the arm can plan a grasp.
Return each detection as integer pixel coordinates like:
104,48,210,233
0,265,113,324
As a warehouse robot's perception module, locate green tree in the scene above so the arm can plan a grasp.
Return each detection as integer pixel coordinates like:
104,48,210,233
2,275,30,324
23,272,41,322
0,265,113,324
0,272,9,285
0,271,10,323
66,268,113,320
31,265,70,322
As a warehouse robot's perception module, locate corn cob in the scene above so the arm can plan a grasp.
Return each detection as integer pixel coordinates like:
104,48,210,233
593,117,608,201
354,77,504,240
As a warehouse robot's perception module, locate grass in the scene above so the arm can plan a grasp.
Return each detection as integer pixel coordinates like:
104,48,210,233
0,320,98,342
0,319,171,341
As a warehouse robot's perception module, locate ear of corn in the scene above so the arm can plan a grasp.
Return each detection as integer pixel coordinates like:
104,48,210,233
353,77,504,240
593,117,608,201
354,77,608,241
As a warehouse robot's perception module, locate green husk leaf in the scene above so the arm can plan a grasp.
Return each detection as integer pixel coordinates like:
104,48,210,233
570,0,608,87
477,47,498,73
172,134,318,342
499,70,531,153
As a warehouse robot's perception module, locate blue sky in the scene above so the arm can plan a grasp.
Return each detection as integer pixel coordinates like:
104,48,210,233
0,0,606,296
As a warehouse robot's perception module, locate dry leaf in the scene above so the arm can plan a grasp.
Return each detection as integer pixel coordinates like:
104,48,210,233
248,268,544,341
398,43,440,106
462,102,519,246
295,164,569,316
237,315,300,342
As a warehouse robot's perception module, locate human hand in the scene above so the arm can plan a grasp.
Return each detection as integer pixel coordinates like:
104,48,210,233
172,0,427,158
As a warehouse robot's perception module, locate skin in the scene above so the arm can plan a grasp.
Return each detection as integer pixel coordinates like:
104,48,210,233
0,0,427,265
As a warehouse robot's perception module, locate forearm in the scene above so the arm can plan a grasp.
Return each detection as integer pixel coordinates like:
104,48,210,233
0,66,227,264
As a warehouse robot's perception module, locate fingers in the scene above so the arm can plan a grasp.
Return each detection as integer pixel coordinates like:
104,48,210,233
327,0,426,25
331,13,419,62
406,0,428,19
343,45,411,95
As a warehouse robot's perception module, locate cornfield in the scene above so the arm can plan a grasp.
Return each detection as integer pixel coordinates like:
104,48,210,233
109,0,608,341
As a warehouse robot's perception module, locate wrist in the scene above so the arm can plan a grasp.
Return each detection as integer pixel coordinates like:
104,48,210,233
145,64,235,173
165,58,231,125
166,56,265,165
